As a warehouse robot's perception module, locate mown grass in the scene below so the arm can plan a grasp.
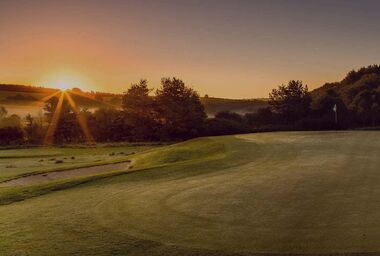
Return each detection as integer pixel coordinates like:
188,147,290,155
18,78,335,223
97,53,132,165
1,131,380,256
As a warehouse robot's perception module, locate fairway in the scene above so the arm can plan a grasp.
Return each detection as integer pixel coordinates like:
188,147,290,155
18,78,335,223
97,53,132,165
1,131,380,255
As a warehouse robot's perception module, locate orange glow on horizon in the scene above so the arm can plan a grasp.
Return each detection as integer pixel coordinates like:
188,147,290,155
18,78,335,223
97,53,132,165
38,72,94,92
2,1,380,98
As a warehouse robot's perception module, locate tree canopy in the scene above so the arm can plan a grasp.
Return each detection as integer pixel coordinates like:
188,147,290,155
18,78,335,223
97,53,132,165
269,80,311,123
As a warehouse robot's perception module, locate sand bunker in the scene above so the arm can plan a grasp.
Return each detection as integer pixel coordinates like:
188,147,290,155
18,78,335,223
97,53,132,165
0,161,131,187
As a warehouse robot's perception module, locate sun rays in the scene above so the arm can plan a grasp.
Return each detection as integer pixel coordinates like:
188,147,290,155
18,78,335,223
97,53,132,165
39,90,61,103
43,91,65,145
65,92,95,144
41,90,96,146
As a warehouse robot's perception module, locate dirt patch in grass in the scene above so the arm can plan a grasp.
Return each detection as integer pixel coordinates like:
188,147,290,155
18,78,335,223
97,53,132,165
0,161,131,187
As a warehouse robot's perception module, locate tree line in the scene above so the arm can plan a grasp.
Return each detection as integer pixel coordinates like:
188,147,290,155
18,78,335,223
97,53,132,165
0,77,207,145
1,65,380,145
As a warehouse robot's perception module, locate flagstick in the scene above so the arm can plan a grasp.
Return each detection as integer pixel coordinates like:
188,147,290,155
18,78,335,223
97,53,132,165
333,104,338,126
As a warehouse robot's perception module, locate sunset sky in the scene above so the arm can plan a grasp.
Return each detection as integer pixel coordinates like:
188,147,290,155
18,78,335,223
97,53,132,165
1,0,380,98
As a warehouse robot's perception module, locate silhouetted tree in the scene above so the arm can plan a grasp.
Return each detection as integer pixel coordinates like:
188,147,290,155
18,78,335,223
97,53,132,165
342,64,380,85
156,77,206,139
25,114,46,144
269,80,311,123
245,107,276,127
44,96,83,143
89,108,127,142
204,118,250,136
122,79,159,141
0,126,24,145
204,110,251,135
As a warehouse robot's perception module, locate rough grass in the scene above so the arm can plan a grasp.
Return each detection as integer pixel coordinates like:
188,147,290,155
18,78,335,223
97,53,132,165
1,131,380,255
0,144,157,182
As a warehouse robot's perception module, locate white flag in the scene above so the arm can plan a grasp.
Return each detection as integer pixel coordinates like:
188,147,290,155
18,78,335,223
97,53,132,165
333,104,337,112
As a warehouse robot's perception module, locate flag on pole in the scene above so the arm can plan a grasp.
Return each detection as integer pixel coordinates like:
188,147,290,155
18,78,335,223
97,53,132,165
333,104,337,112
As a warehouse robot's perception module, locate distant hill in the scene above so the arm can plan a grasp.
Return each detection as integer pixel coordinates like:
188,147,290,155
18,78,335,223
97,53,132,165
0,84,268,117
0,84,58,94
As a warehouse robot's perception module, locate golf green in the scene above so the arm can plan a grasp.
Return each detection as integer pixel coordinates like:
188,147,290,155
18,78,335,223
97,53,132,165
1,131,380,255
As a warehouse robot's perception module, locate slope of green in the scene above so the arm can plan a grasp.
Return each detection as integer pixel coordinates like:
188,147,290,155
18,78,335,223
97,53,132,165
1,131,380,255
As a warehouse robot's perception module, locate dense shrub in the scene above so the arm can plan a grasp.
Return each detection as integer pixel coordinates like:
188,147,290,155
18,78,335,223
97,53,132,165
204,118,251,136
0,126,24,145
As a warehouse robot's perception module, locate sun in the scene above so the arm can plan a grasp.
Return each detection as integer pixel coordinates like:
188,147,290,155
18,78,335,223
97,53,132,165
56,82,71,91
39,72,91,91
52,76,78,91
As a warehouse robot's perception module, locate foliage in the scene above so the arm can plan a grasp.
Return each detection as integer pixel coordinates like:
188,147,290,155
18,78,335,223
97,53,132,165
24,114,46,144
311,65,380,127
44,96,84,143
121,79,158,141
204,118,250,136
89,108,127,142
245,107,276,127
156,77,207,139
269,80,311,123
0,126,24,145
